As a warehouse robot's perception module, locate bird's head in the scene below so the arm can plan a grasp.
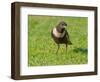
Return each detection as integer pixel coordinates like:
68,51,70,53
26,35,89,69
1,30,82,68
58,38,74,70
56,21,67,33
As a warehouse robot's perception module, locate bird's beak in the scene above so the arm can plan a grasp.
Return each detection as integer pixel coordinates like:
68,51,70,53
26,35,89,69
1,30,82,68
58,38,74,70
64,23,67,28
63,25,67,28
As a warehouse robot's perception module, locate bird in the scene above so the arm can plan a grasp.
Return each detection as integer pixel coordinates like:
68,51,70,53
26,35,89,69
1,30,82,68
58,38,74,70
51,21,72,54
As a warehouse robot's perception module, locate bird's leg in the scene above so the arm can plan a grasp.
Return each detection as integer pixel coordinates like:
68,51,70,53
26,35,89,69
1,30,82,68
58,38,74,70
65,44,68,52
56,44,60,54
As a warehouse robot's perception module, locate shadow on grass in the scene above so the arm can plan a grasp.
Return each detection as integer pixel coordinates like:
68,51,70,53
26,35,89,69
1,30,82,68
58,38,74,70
73,48,88,54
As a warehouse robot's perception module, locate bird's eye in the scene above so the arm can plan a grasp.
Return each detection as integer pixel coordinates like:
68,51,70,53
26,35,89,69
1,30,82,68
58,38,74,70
62,23,65,25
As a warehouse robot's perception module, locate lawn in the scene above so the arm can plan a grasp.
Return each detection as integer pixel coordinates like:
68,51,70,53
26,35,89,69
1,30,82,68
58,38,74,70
28,15,88,66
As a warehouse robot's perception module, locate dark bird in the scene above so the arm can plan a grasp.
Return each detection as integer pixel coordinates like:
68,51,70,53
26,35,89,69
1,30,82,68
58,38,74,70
51,21,72,54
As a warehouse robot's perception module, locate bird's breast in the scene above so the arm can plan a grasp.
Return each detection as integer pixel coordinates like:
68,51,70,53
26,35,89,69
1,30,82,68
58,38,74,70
53,28,65,38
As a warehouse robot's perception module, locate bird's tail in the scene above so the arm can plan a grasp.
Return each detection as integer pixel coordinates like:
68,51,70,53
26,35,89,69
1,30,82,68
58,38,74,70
68,41,72,45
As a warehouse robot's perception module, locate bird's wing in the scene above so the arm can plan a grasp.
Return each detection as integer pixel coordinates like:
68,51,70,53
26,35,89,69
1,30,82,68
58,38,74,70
65,30,70,40
65,30,72,45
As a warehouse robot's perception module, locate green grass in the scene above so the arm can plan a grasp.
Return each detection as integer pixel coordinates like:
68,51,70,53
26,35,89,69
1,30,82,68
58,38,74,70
28,15,88,66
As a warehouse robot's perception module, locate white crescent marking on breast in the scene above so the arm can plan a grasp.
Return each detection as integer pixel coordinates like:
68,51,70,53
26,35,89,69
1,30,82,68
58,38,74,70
53,28,65,38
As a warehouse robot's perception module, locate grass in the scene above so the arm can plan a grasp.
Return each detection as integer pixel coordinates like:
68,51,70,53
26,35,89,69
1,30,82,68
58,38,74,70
28,15,88,66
